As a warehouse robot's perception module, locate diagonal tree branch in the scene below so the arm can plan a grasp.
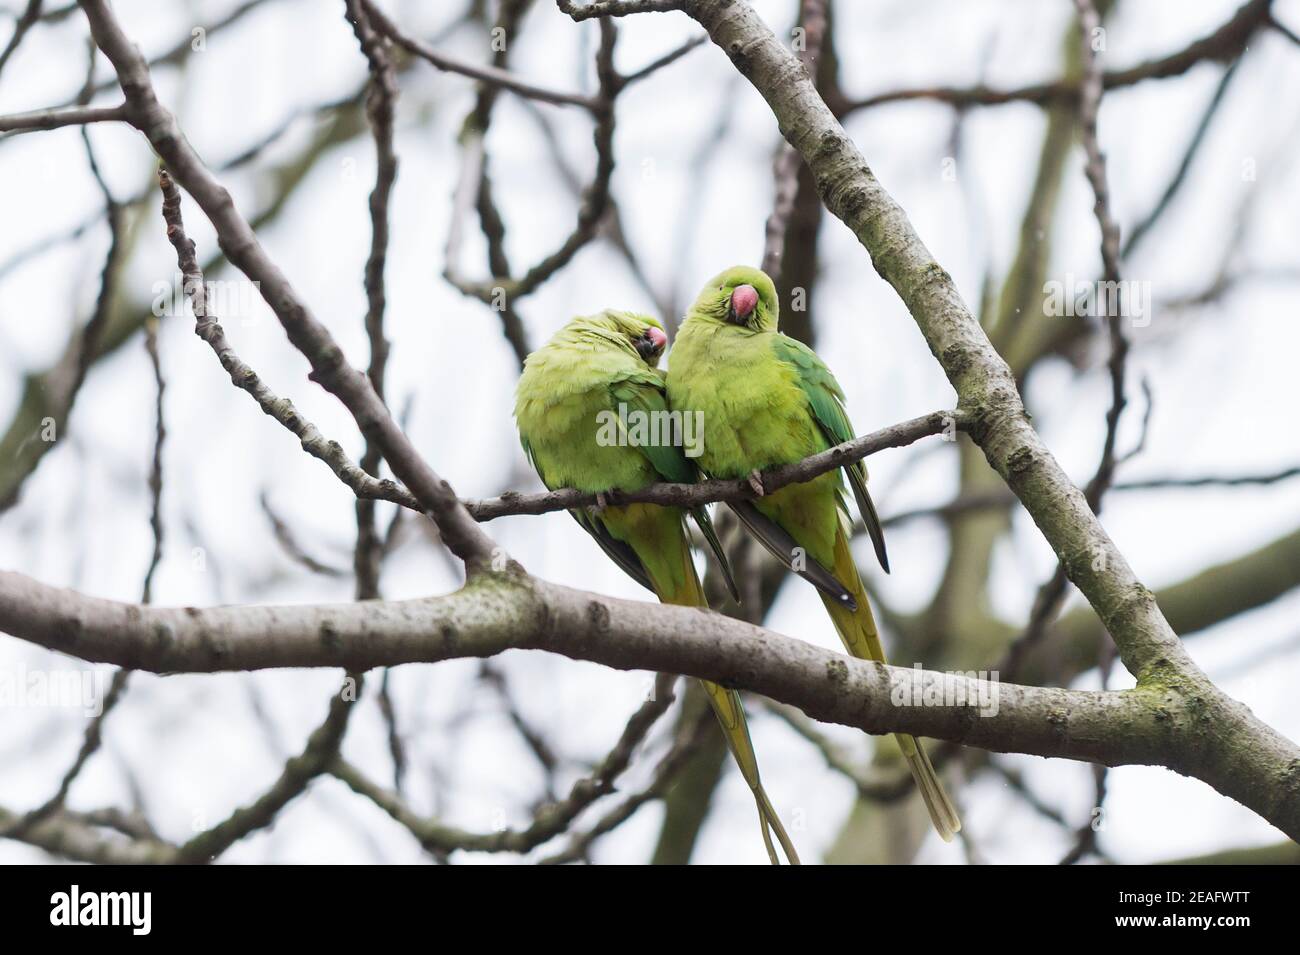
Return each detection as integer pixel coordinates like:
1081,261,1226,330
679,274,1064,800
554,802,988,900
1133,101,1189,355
78,0,498,570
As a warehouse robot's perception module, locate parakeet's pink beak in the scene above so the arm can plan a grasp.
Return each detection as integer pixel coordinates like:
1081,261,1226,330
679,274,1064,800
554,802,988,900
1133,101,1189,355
731,284,759,320
646,326,667,350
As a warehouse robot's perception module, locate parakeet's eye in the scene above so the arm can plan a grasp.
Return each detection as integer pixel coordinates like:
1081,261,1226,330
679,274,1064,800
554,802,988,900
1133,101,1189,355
635,325,667,359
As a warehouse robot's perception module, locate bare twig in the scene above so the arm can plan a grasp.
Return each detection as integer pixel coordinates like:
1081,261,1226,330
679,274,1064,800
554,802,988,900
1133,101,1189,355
330,673,679,855
1007,0,1131,674
259,492,348,577
345,0,399,601
141,315,165,604
361,0,598,110
539,703,712,864
176,674,363,862
446,19,619,305
0,0,41,79
840,0,1270,114
557,0,683,21
465,410,960,519
619,33,706,86
154,169,423,516
0,668,129,841
1122,60,1241,258
0,103,126,135
0,67,126,514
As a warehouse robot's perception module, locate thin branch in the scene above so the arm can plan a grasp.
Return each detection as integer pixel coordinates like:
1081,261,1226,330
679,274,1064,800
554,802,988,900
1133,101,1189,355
154,169,422,516
0,804,175,864
446,18,619,304
619,33,706,86
376,668,408,794
1010,0,1131,673
1122,59,1241,259
1268,10,1300,47
175,674,363,863
1119,465,1300,490
0,669,129,841
345,0,399,602
539,703,711,864
0,102,126,135
465,410,960,519
557,0,683,21
330,673,679,855
0,0,41,79
840,0,1270,114
447,0,538,369
361,0,598,110
1,80,126,514
141,315,165,604
479,661,563,798
259,492,349,577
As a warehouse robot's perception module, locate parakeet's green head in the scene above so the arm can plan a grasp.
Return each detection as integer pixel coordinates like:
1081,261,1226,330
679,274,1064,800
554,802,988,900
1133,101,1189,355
555,309,667,366
686,266,779,332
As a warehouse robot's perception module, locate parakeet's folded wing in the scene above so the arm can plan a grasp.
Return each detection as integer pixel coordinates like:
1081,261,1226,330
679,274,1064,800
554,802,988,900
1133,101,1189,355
729,500,857,611
771,335,890,574
609,373,741,601
520,433,657,592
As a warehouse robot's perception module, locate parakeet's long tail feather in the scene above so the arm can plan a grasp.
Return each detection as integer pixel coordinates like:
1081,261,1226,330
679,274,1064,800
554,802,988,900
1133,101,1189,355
699,682,800,865
664,558,800,864
820,527,962,842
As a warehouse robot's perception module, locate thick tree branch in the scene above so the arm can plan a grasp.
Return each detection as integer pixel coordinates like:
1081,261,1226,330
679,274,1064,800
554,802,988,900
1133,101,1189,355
1,568,1297,838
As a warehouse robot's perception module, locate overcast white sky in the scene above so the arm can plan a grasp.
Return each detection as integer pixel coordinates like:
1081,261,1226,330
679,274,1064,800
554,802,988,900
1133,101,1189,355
1,0,1298,863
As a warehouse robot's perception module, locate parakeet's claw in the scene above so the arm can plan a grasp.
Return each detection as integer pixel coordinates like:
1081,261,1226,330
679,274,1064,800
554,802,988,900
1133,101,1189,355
589,491,610,513
747,469,766,497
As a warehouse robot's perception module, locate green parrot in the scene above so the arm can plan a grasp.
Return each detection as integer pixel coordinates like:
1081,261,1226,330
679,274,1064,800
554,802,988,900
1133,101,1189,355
514,309,800,864
666,266,961,842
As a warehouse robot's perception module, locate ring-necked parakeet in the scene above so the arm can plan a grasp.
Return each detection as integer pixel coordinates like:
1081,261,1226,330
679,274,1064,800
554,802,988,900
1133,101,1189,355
515,309,800,864
666,266,961,842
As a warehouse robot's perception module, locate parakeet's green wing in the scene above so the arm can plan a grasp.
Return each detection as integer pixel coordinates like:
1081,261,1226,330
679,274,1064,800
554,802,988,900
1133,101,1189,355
771,335,890,574
609,373,740,601
728,500,857,610
521,432,657,592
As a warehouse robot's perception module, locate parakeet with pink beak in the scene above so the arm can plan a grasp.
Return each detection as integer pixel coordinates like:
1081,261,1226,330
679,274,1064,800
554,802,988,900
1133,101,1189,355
667,266,962,842
515,309,800,864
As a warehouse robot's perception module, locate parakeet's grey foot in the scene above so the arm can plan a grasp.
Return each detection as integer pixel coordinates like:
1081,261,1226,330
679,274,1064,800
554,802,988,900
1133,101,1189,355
747,469,766,497
588,491,610,514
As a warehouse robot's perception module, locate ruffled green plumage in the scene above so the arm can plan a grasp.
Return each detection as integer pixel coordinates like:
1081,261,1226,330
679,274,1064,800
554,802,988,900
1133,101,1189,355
515,309,799,864
667,266,960,842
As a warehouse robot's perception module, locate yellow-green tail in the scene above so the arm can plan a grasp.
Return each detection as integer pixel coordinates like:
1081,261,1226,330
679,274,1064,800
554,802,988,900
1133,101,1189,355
666,567,800,864
822,530,962,842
